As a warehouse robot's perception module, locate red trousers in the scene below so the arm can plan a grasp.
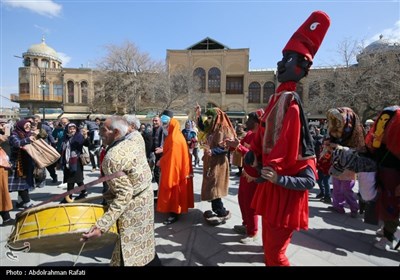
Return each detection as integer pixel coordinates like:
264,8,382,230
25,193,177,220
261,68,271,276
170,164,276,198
262,218,293,266
238,176,258,236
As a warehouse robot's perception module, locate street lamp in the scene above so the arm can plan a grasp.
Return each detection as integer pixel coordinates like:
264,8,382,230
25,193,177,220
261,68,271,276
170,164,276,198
39,67,47,121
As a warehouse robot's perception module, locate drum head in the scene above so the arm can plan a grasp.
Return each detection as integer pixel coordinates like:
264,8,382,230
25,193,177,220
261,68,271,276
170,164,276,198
7,203,118,254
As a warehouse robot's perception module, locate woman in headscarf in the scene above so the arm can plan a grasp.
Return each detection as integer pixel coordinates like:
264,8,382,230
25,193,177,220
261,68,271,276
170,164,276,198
156,116,194,225
8,119,36,209
60,123,86,202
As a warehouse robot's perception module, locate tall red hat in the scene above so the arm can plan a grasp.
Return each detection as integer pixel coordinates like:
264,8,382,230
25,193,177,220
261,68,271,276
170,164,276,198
282,11,330,62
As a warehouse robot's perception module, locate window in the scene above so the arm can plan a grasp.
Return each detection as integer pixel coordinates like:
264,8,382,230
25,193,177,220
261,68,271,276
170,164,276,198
67,81,74,103
41,59,49,68
248,82,261,103
81,81,88,103
53,84,63,97
226,77,243,94
263,82,275,103
208,67,221,93
193,68,206,93
20,83,29,94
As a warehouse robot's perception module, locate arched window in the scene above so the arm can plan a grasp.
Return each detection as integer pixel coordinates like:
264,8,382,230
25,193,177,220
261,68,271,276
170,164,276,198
41,59,49,68
81,81,88,104
208,67,221,93
248,82,261,103
193,67,206,93
67,81,74,103
263,82,275,103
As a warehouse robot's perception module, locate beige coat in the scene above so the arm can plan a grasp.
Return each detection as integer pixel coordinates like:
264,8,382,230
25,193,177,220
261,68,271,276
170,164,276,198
201,130,230,201
97,135,154,266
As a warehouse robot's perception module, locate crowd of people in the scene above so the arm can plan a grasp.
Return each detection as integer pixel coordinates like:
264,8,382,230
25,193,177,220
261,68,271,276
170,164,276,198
1,10,399,267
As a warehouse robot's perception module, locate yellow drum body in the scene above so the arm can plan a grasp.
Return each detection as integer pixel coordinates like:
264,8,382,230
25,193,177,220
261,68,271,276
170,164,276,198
7,203,118,254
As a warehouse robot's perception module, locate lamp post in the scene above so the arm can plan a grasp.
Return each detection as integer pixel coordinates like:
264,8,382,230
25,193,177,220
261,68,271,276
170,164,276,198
39,67,46,121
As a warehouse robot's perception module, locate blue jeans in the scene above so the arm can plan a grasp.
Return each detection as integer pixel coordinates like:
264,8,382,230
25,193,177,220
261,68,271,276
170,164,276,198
317,170,331,198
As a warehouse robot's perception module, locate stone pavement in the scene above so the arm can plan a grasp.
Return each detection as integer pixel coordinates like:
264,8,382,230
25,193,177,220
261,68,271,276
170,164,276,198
1,161,399,267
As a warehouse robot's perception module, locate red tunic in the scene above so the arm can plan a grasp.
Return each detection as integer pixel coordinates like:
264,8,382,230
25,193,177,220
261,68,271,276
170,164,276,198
251,91,316,230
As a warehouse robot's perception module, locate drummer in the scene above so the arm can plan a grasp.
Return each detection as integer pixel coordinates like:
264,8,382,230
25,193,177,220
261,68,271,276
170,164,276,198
81,116,160,266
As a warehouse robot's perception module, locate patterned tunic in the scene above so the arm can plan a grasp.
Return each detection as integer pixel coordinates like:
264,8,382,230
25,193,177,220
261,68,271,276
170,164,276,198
96,135,155,266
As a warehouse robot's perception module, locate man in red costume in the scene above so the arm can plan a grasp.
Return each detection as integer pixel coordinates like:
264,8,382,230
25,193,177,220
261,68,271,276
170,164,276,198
247,11,330,266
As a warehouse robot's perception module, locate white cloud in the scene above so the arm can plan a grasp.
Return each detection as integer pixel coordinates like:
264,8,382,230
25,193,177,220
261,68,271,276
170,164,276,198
57,52,71,66
3,0,62,18
368,20,400,44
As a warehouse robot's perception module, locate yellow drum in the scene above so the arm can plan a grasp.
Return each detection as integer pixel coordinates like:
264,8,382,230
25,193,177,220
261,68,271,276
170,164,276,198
7,203,118,254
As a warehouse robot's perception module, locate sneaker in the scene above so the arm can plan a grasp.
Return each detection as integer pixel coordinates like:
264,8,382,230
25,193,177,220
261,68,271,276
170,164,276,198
374,237,398,252
16,201,34,209
76,192,88,200
376,226,384,237
2,218,15,226
163,216,179,225
240,235,258,244
233,225,247,235
218,210,231,221
315,192,324,199
91,168,97,172
321,197,332,204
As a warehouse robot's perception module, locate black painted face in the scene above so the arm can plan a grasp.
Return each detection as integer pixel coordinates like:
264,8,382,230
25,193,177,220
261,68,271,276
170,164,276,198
277,51,310,83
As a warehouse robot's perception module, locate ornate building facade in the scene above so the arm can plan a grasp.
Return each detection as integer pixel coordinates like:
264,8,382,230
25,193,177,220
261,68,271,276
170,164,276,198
11,37,94,120
11,36,399,123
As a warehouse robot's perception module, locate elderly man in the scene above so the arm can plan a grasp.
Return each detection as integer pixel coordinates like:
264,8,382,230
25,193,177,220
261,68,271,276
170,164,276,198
81,116,159,266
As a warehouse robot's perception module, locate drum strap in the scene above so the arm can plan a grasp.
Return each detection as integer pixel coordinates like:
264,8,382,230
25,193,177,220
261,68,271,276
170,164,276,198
27,171,126,209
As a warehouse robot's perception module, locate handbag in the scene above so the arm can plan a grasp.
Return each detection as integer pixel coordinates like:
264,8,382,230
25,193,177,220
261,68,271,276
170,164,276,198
80,151,91,165
21,138,60,169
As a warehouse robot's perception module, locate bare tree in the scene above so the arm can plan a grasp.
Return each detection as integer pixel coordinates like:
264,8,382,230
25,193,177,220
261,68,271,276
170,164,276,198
156,66,205,112
92,40,164,114
308,38,400,122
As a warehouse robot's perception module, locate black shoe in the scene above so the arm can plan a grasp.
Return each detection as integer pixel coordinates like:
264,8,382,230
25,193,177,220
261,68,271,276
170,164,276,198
2,218,15,226
51,175,58,184
321,197,332,203
76,192,88,200
315,192,324,199
163,216,178,225
16,201,33,209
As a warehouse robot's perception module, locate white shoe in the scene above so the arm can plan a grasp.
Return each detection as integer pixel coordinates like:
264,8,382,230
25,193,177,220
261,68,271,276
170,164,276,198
374,237,392,251
240,235,258,244
376,226,384,237
374,237,399,252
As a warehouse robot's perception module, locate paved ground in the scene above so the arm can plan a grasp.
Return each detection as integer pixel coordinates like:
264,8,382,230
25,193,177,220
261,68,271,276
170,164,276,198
1,157,399,268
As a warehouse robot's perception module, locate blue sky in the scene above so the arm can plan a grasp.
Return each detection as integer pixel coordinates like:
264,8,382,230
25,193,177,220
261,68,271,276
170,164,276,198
1,0,399,108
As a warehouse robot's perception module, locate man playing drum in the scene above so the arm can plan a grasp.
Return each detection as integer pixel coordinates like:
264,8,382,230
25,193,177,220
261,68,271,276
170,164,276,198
81,116,160,266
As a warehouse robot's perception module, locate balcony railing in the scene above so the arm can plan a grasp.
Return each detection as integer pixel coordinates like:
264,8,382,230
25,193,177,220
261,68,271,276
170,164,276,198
11,93,62,102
